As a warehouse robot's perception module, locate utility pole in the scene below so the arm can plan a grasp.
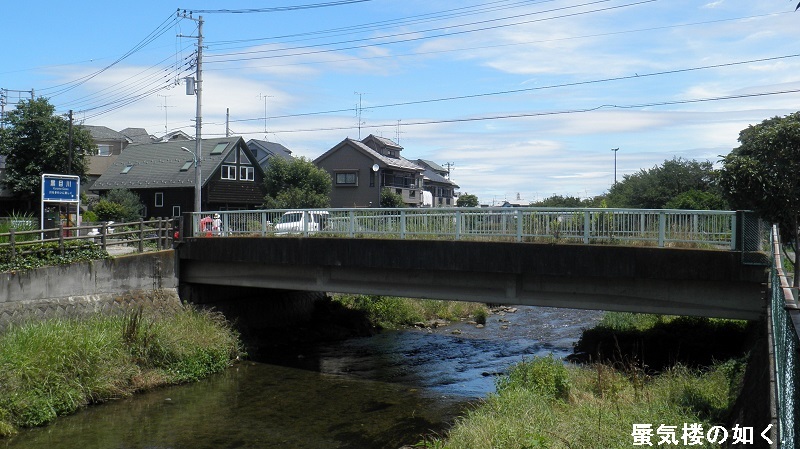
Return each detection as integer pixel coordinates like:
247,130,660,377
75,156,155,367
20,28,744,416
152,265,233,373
67,110,74,174
258,93,273,139
226,108,230,137
178,10,204,213
611,148,619,185
443,162,455,179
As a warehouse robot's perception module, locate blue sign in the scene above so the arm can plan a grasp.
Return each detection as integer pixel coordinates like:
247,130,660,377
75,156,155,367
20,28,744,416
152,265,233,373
41,174,80,203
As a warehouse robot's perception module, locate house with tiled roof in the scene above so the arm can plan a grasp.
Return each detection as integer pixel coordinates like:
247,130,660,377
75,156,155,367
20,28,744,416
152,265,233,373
246,139,293,172
416,159,459,207
91,137,265,216
314,135,424,208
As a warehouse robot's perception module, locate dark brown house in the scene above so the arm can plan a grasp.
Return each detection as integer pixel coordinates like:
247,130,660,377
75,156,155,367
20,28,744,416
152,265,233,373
91,137,265,216
314,135,424,208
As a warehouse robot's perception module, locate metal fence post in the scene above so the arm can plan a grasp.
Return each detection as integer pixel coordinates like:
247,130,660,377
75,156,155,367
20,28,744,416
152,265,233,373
101,223,107,251
400,210,406,239
516,210,523,242
138,219,145,252
658,211,666,247
348,210,355,237
9,228,15,259
456,210,462,241
583,211,591,244
303,210,309,237
58,223,65,255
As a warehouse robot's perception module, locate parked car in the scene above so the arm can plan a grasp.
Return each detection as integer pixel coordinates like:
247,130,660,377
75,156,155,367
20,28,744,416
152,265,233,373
274,211,329,234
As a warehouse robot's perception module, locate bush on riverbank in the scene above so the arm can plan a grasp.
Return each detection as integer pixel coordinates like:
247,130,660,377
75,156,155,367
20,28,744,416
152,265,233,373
0,306,243,437
571,312,751,372
332,294,488,329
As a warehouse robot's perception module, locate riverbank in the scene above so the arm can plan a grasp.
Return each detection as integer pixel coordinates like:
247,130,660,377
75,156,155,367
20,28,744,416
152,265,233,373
0,304,243,437
417,312,753,449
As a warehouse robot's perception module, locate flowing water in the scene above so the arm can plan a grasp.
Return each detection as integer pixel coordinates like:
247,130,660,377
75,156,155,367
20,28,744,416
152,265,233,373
3,306,602,449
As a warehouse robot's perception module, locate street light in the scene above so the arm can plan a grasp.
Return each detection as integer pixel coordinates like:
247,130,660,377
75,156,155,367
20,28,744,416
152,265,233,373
611,148,619,184
181,146,202,212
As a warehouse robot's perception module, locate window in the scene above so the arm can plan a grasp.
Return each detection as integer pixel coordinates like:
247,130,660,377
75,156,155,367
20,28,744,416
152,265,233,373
221,165,237,180
210,142,228,155
155,192,164,207
240,166,254,181
180,161,193,172
121,165,133,174
239,149,251,164
97,144,112,156
336,172,357,185
173,206,181,217
370,171,375,187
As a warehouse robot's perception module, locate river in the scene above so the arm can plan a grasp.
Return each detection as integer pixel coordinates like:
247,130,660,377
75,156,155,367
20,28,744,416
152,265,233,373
2,306,602,449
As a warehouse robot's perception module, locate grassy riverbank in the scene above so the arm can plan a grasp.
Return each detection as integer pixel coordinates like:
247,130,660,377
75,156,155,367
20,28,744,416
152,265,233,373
0,306,243,437
332,294,488,329
420,312,750,449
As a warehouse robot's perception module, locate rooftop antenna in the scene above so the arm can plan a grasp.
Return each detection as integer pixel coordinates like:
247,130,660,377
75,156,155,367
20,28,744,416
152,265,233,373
354,91,366,139
258,93,273,140
157,94,174,135
395,119,405,144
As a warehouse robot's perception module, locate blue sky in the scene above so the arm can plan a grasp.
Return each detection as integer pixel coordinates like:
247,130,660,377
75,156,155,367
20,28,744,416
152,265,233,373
2,1,799,205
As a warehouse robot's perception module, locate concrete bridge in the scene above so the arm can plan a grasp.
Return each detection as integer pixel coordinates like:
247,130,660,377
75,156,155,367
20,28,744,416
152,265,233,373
176,236,767,320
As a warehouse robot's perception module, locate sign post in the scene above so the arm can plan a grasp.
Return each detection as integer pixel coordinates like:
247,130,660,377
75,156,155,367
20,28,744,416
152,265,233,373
40,174,80,237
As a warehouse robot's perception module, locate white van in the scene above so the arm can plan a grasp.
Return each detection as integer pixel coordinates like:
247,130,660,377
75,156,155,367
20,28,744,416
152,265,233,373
274,210,329,234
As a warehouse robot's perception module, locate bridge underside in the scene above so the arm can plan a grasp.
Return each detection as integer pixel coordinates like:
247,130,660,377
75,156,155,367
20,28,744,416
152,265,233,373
177,238,767,320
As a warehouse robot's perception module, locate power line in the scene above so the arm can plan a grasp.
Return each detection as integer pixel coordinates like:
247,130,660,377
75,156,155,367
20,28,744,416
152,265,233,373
187,0,373,14
212,53,800,125
206,88,800,136
202,11,787,73
205,0,552,49
205,0,655,63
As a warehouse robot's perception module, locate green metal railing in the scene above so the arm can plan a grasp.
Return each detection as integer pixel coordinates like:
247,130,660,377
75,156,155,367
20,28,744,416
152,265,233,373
190,207,763,249
770,225,800,448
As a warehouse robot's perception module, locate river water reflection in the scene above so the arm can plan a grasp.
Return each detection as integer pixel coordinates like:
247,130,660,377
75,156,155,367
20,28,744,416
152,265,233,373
3,306,601,449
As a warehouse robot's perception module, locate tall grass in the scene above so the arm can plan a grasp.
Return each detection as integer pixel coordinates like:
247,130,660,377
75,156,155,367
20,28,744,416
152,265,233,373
332,294,488,329
425,356,743,449
0,306,242,436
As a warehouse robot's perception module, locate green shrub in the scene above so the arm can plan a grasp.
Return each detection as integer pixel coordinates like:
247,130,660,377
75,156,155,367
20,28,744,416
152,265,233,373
496,354,570,400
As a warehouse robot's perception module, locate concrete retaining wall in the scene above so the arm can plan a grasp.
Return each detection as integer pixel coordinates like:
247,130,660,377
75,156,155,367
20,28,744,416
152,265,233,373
0,250,180,332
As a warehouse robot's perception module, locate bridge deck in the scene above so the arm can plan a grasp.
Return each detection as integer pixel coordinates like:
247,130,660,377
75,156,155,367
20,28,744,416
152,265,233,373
177,237,767,320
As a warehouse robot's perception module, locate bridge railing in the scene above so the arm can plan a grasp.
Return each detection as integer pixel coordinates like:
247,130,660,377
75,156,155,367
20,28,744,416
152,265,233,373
770,225,800,448
189,207,762,250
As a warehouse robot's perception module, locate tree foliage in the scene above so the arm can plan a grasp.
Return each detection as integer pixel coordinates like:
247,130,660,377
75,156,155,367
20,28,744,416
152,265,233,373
0,98,93,202
719,111,800,283
93,188,145,222
606,157,726,209
263,157,331,209
456,193,479,207
380,188,405,208
529,195,606,208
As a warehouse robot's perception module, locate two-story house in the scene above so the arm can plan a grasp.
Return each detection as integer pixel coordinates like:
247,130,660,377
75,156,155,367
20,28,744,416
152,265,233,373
416,159,460,207
91,137,265,216
246,139,294,172
314,135,424,208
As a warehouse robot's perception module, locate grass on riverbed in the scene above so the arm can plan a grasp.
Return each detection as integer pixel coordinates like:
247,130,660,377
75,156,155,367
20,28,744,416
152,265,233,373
422,355,743,449
0,306,242,436
332,294,488,329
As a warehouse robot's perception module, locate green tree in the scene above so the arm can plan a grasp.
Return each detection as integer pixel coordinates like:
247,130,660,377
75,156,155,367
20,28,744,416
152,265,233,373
606,157,726,209
93,188,144,222
0,98,93,207
719,111,800,284
263,157,331,209
380,188,405,208
456,193,479,207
